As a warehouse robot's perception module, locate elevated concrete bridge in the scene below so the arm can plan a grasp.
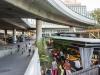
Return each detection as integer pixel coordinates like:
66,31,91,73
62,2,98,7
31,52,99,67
0,0,98,75
0,18,29,30
0,0,97,28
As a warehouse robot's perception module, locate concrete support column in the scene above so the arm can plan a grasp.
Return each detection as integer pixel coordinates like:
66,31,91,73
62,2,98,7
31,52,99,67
4,29,7,44
97,32,100,38
70,26,76,32
5,29,7,35
79,47,94,69
22,31,25,42
79,34,83,38
13,29,17,43
49,33,51,37
36,19,42,42
89,33,91,38
98,51,100,64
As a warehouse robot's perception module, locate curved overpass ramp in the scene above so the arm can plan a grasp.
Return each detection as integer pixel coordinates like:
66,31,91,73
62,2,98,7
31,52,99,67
0,0,97,27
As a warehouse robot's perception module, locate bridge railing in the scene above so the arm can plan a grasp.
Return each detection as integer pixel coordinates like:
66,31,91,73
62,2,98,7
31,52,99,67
0,45,17,58
49,0,96,24
60,0,94,20
72,65,100,75
0,40,34,58
24,47,41,75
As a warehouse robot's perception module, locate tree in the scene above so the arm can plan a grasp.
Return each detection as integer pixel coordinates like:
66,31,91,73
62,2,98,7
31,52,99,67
36,38,52,68
91,8,100,23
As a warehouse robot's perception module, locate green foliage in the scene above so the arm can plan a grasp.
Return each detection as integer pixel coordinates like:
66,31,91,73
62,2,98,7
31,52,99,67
53,39,73,49
91,8,100,23
36,38,52,67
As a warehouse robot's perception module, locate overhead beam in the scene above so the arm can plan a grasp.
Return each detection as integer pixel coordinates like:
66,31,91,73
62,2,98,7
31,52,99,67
2,18,27,29
3,0,91,27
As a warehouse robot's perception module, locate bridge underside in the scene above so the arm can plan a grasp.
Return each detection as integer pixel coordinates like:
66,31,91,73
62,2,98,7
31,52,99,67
0,0,96,28
0,18,29,30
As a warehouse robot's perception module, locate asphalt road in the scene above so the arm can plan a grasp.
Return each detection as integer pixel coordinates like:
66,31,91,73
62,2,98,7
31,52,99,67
0,52,32,75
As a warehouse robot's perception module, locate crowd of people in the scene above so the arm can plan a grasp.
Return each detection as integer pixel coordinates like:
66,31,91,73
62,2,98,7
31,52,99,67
42,49,82,75
50,58,72,75
51,50,72,75
17,41,34,56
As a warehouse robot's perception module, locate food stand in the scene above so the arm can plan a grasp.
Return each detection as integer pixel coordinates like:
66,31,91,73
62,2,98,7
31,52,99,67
51,36,100,69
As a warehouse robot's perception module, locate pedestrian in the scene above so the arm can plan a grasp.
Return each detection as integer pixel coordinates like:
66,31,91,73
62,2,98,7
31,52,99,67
63,60,72,75
60,51,65,61
59,64,64,75
21,48,24,55
51,59,58,75
26,44,27,51
17,44,20,52
28,43,31,56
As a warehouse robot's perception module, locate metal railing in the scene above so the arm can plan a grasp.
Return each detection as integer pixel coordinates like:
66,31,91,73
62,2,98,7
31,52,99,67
60,0,94,20
0,45,17,58
72,65,100,75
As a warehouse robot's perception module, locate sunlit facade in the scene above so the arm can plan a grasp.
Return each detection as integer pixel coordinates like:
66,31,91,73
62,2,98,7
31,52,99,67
61,0,81,4
66,4,94,19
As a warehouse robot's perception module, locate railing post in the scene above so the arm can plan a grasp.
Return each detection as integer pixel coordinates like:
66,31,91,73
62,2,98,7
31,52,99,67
79,47,94,69
72,65,100,75
98,51,100,64
99,65,100,75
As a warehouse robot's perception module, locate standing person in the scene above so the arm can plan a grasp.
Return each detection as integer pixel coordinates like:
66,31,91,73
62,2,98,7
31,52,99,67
17,44,20,52
60,51,65,61
28,43,31,56
21,48,24,55
59,64,64,75
51,59,58,75
26,44,27,51
63,60,72,75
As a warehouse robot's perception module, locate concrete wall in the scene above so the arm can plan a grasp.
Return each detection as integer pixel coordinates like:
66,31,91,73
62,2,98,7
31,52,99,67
0,40,35,58
24,47,41,75
5,0,93,27
0,48,17,58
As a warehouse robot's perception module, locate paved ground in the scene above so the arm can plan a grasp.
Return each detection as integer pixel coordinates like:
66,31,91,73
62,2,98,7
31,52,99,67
0,52,32,75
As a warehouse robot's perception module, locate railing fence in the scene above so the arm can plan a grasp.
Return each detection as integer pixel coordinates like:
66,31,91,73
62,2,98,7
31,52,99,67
72,65,100,75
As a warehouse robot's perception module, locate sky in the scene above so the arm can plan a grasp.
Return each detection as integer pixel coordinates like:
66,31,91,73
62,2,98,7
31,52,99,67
79,0,100,11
